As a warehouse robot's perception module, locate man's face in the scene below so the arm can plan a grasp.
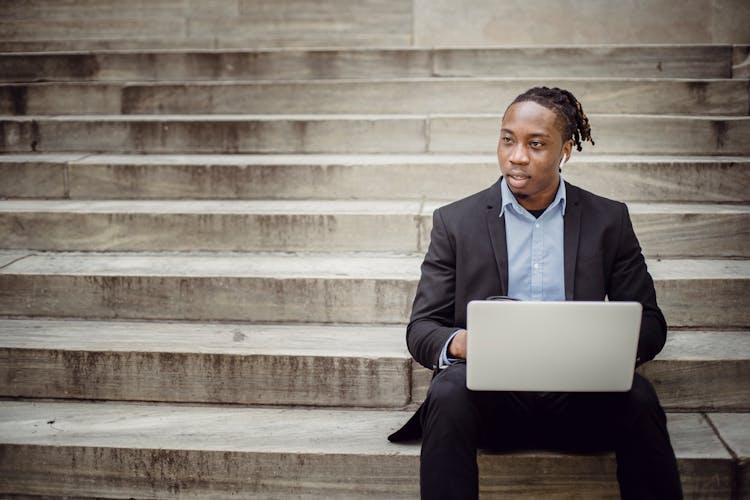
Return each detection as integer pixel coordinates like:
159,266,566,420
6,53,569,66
497,100,572,210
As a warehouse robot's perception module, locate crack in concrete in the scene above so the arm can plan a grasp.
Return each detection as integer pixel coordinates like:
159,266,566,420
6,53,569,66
0,252,35,271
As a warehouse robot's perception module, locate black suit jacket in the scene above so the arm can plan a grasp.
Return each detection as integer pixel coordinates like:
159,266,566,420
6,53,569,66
389,179,667,442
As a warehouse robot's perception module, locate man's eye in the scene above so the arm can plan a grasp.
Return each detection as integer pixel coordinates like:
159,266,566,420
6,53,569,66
530,141,544,148
501,136,513,144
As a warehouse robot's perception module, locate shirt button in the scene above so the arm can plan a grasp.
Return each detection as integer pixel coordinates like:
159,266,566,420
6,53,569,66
533,263,539,269
535,223,541,229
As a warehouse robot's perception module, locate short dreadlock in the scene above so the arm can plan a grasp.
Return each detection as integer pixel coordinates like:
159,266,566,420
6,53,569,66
509,87,595,152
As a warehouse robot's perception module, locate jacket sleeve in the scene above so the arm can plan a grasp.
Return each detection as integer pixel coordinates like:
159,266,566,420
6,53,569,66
608,203,668,364
406,208,462,370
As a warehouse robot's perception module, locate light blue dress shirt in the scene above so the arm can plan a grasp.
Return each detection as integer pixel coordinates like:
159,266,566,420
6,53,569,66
501,176,566,301
439,177,567,367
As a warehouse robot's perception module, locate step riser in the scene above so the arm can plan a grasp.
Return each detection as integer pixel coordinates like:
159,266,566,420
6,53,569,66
0,274,746,328
0,212,424,253
425,212,749,259
0,160,72,199
629,213,749,259
736,45,750,78
0,445,421,499
0,349,411,408
0,51,434,83
3,80,747,115
2,321,742,412
0,443,731,499
0,211,746,258
657,279,749,329
479,453,732,500
3,348,746,411
710,414,750,499
639,360,750,411
413,361,750,412
0,47,733,82
429,115,750,156
436,47,734,79
3,160,748,203
0,118,429,154
564,162,750,204
0,274,417,324
3,116,748,154
0,402,737,498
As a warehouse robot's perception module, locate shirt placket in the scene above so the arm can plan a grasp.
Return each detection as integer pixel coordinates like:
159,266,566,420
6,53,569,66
531,214,543,300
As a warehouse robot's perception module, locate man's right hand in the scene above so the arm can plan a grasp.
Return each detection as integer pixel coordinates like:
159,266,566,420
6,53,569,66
448,329,468,359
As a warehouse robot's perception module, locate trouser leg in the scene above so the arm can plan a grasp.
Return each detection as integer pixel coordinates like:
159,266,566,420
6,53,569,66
541,373,683,500
420,367,681,499
420,363,480,500
611,374,683,500
419,363,534,500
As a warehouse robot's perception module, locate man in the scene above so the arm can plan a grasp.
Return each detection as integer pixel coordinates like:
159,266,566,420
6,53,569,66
388,87,683,499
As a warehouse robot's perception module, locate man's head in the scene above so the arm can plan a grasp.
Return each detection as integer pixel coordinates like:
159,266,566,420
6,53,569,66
498,87,595,210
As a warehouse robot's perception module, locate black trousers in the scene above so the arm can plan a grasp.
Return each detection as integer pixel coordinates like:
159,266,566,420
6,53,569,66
420,363,683,500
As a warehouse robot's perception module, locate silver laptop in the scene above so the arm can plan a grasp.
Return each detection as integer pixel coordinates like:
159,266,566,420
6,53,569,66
466,300,642,392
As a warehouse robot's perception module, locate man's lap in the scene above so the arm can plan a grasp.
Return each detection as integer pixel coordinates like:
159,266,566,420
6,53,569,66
423,362,664,453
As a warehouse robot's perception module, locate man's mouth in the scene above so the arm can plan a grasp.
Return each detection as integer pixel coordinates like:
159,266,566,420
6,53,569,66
507,173,530,189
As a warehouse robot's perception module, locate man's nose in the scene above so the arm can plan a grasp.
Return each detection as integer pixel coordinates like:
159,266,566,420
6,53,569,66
509,144,529,164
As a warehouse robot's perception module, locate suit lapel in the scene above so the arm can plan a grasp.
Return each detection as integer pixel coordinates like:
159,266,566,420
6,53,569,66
563,182,581,300
485,180,509,295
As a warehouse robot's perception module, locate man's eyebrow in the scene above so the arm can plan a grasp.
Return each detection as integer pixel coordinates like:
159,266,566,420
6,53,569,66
500,128,552,138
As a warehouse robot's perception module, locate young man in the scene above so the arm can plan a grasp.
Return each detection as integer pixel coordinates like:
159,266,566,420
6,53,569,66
389,87,683,499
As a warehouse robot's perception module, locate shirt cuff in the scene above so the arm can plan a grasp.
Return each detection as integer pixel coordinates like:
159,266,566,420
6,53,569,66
439,330,463,369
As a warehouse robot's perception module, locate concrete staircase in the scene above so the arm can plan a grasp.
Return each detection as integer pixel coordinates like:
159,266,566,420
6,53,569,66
1,1,749,498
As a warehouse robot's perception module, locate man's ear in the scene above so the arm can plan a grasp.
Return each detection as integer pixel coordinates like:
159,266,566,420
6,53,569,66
562,139,573,162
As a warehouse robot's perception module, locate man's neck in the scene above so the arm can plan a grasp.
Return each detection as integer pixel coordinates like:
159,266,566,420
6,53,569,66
516,178,561,212
527,208,546,218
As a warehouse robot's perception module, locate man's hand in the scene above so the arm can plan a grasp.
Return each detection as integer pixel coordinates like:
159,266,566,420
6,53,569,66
448,329,468,359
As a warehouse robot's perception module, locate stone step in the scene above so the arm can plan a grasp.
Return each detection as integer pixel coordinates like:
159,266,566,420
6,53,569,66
736,45,750,79
429,114,750,156
0,46,735,83
0,200,746,258
0,401,739,498
0,319,410,408
2,78,747,116
0,319,747,411
0,199,424,253
0,251,421,324
410,330,750,412
2,114,750,155
709,413,750,497
638,331,750,411
419,202,749,259
3,154,749,203
0,252,746,328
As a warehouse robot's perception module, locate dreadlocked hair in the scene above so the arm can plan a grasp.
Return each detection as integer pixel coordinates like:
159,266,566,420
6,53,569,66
510,86,595,152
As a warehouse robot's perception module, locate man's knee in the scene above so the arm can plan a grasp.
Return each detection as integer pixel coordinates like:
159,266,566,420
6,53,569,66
617,374,669,436
629,374,664,415
423,364,475,422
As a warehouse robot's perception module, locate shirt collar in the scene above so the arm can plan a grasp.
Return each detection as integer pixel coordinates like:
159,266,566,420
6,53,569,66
499,175,567,218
